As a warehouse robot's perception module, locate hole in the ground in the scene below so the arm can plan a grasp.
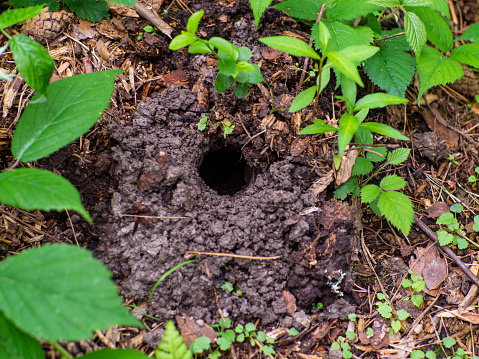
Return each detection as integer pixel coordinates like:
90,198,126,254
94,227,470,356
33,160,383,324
199,146,251,196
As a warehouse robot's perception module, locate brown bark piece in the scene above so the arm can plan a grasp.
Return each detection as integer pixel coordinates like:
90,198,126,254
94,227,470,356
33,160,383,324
175,314,217,347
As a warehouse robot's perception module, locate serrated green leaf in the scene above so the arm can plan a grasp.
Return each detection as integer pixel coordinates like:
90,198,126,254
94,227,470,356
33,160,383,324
409,7,453,52
109,0,136,5
259,36,320,60
326,0,381,21
156,321,192,359
12,70,122,162
367,0,400,6
0,168,91,223
425,350,436,359
0,311,44,359
411,294,423,307
378,29,411,51
411,350,426,359
449,203,463,213
338,113,359,155
377,303,392,318
290,86,317,112
404,11,427,57
378,191,414,236
186,10,203,34
358,122,409,140
190,336,211,354
456,236,469,250
345,330,355,340
352,157,373,176
364,47,416,97
449,43,479,68
417,46,463,99
271,0,326,20
387,148,411,165
396,309,410,320
391,319,401,333
367,146,387,162
442,336,456,348
10,34,54,96
380,174,407,191
456,22,479,42
0,244,141,341
313,21,374,53
249,0,272,28
355,127,373,144
80,349,149,359
169,32,196,50
0,5,44,29
62,0,109,22
361,184,381,203
334,176,359,200
403,0,434,6
327,51,364,86
355,93,408,111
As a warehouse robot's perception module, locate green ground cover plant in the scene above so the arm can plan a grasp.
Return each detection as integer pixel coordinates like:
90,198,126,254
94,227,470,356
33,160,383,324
436,204,479,250
169,10,263,98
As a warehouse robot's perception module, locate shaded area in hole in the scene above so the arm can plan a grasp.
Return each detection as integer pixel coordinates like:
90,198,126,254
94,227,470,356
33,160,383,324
199,147,249,195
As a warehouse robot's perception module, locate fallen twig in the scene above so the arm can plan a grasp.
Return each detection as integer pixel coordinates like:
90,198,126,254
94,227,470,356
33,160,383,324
185,251,281,260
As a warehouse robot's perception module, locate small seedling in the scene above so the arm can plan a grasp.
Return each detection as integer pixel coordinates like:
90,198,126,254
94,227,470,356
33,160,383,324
448,154,460,166
375,293,409,333
402,269,425,308
155,321,192,359
436,206,476,250
331,336,353,359
468,167,479,187
169,10,263,98
289,327,299,336
137,25,157,41
221,281,234,293
216,120,235,138
312,302,324,310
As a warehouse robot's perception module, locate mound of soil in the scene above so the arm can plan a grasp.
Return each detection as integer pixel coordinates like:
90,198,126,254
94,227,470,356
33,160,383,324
96,86,361,326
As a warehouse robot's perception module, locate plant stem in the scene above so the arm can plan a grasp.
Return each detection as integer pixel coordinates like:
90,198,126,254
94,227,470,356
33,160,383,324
378,6,400,23
311,57,325,120
0,28,11,40
53,342,73,359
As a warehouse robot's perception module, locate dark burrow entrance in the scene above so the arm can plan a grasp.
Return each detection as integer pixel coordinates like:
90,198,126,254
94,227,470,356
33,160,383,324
199,146,250,195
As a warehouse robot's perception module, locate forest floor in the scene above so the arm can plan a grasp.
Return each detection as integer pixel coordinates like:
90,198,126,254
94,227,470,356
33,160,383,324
1,0,479,358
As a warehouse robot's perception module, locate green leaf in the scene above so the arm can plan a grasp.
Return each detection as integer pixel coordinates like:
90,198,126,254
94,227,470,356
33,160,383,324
334,176,360,200
313,22,374,53
378,191,414,236
339,45,379,64
391,319,401,333
456,236,469,250
338,113,359,155
62,0,109,22
411,294,423,307
188,40,212,54
404,11,427,57
209,37,238,60
450,43,479,68
327,0,381,21
261,345,275,355
214,73,234,93
236,63,263,84
380,174,406,191
327,51,363,86
355,128,373,144
409,6,453,52
245,323,256,332
190,337,211,354
169,32,196,50
319,65,331,93
456,22,479,42
442,337,456,349
403,0,435,6
340,75,357,107
217,337,233,351
361,184,381,203
364,47,416,97
233,83,249,98
217,58,237,76
377,303,392,318
355,93,408,111
437,212,455,225
352,157,373,176
290,86,317,113
417,46,463,99
81,349,149,359
449,203,463,213
259,36,320,60
10,34,54,96
367,146,387,162
358,122,409,141
411,350,426,359
396,309,410,320
368,0,400,6
318,21,331,52
0,168,91,223
331,342,341,350
0,244,141,341
249,0,272,28
345,330,355,340
12,70,121,162
299,121,338,134
257,331,266,342
425,350,437,359
186,10,203,34
238,46,253,61
387,148,411,165
156,321,192,359
0,5,44,29
271,0,325,20
0,311,44,359
402,278,412,288
236,333,245,342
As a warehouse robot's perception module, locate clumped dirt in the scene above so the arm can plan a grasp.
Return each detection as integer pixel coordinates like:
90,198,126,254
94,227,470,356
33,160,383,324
96,86,360,326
